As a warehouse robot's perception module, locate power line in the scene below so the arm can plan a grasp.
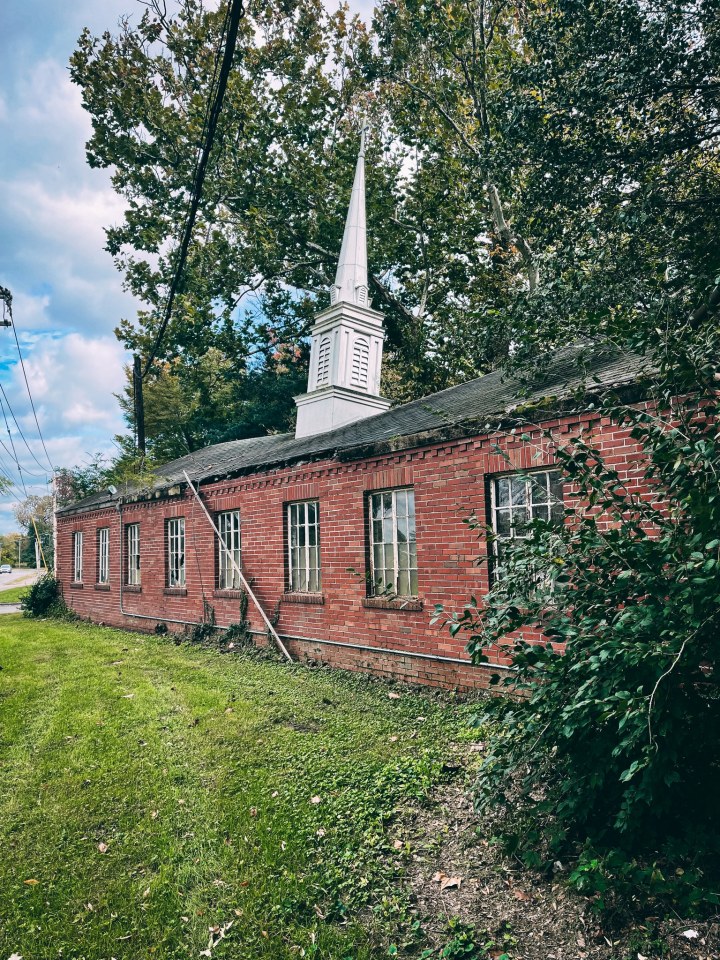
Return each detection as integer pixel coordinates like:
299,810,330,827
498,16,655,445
0,382,51,477
0,434,46,479
0,286,54,476
10,310,54,471
143,0,245,378
0,392,27,497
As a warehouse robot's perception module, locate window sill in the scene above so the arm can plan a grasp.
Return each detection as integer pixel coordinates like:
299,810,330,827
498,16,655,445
363,596,423,612
123,584,142,594
281,592,325,605
70,581,84,590
94,583,111,592
213,589,245,599
163,587,187,597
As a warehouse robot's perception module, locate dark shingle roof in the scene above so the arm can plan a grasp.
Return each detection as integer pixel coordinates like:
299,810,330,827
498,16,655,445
57,344,648,516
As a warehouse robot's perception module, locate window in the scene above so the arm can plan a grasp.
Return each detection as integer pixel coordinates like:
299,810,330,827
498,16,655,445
490,469,564,565
126,523,140,586
217,510,241,590
73,531,83,583
166,518,186,588
368,489,418,597
287,501,321,593
97,528,109,584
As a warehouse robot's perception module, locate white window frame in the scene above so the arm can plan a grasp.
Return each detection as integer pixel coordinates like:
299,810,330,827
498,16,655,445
368,488,418,598
489,469,564,570
287,500,321,593
97,527,109,584
73,531,83,583
126,523,140,586
166,517,186,588
217,510,241,590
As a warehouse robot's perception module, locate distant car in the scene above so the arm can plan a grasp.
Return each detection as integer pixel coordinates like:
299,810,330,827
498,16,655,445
0,564,12,574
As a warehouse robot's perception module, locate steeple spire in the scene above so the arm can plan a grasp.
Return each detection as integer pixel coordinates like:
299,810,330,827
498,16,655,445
294,128,390,439
330,128,369,308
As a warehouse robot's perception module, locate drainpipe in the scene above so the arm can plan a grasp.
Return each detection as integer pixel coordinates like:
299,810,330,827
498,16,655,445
113,489,509,675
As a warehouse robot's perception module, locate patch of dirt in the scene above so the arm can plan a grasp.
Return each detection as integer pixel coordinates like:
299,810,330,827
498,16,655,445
399,754,719,960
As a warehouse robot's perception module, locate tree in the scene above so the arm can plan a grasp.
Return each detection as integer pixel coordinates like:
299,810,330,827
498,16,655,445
372,0,720,363
13,495,54,569
428,0,720,907
69,0,533,461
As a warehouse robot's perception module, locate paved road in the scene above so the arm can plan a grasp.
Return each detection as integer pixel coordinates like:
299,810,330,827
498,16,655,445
0,568,42,614
0,567,44,590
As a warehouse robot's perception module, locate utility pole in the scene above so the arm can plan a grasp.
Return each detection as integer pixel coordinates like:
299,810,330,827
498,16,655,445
133,354,146,458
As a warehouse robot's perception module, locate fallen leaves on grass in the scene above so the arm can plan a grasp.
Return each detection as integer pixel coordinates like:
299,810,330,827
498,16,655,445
200,920,234,957
23,879,39,886
97,842,108,853
310,795,321,804
432,871,462,891
388,692,401,700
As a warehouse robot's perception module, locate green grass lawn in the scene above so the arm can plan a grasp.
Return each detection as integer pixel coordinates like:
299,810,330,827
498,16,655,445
0,584,29,603
0,616,478,959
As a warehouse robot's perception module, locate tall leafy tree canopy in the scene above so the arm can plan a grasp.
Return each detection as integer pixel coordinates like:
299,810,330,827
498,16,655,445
70,0,719,461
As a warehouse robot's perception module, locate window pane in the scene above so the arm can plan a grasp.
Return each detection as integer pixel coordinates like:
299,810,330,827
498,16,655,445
372,519,383,544
496,477,510,506
530,503,551,523
383,516,394,543
383,492,393,517
397,568,410,597
532,474,548,503
511,476,527,506
551,501,565,525
550,472,564,504
371,495,381,521
397,514,408,543
395,490,407,515
512,507,529,533
410,567,418,595
495,509,511,537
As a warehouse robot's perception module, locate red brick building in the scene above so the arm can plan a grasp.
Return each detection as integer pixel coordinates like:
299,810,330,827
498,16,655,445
55,139,647,690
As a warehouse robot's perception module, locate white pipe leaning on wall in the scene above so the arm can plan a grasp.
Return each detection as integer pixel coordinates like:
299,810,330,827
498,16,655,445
182,470,293,663
112,483,512,675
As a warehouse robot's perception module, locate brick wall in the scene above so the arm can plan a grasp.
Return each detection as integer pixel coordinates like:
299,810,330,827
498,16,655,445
56,412,648,691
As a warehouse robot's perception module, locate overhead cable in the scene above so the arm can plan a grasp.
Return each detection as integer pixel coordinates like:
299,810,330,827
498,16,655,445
10,310,54,471
0,392,27,496
0,382,51,476
143,0,245,377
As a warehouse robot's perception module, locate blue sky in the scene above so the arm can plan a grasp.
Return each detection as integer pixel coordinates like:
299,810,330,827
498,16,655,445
0,0,373,534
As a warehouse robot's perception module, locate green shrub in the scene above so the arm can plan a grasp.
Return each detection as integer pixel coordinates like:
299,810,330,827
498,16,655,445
441,332,720,911
21,575,70,619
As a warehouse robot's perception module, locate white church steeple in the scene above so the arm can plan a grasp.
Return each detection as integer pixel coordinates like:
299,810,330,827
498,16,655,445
295,131,390,439
330,128,369,309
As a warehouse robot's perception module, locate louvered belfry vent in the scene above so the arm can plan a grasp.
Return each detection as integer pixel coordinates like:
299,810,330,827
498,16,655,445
295,129,390,438
351,337,369,387
316,336,331,386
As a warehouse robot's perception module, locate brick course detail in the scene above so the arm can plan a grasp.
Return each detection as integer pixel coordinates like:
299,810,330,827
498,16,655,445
56,415,646,691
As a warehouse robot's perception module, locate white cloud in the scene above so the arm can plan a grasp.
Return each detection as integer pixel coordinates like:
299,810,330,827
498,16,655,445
0,57,138,338
10,332,127,436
